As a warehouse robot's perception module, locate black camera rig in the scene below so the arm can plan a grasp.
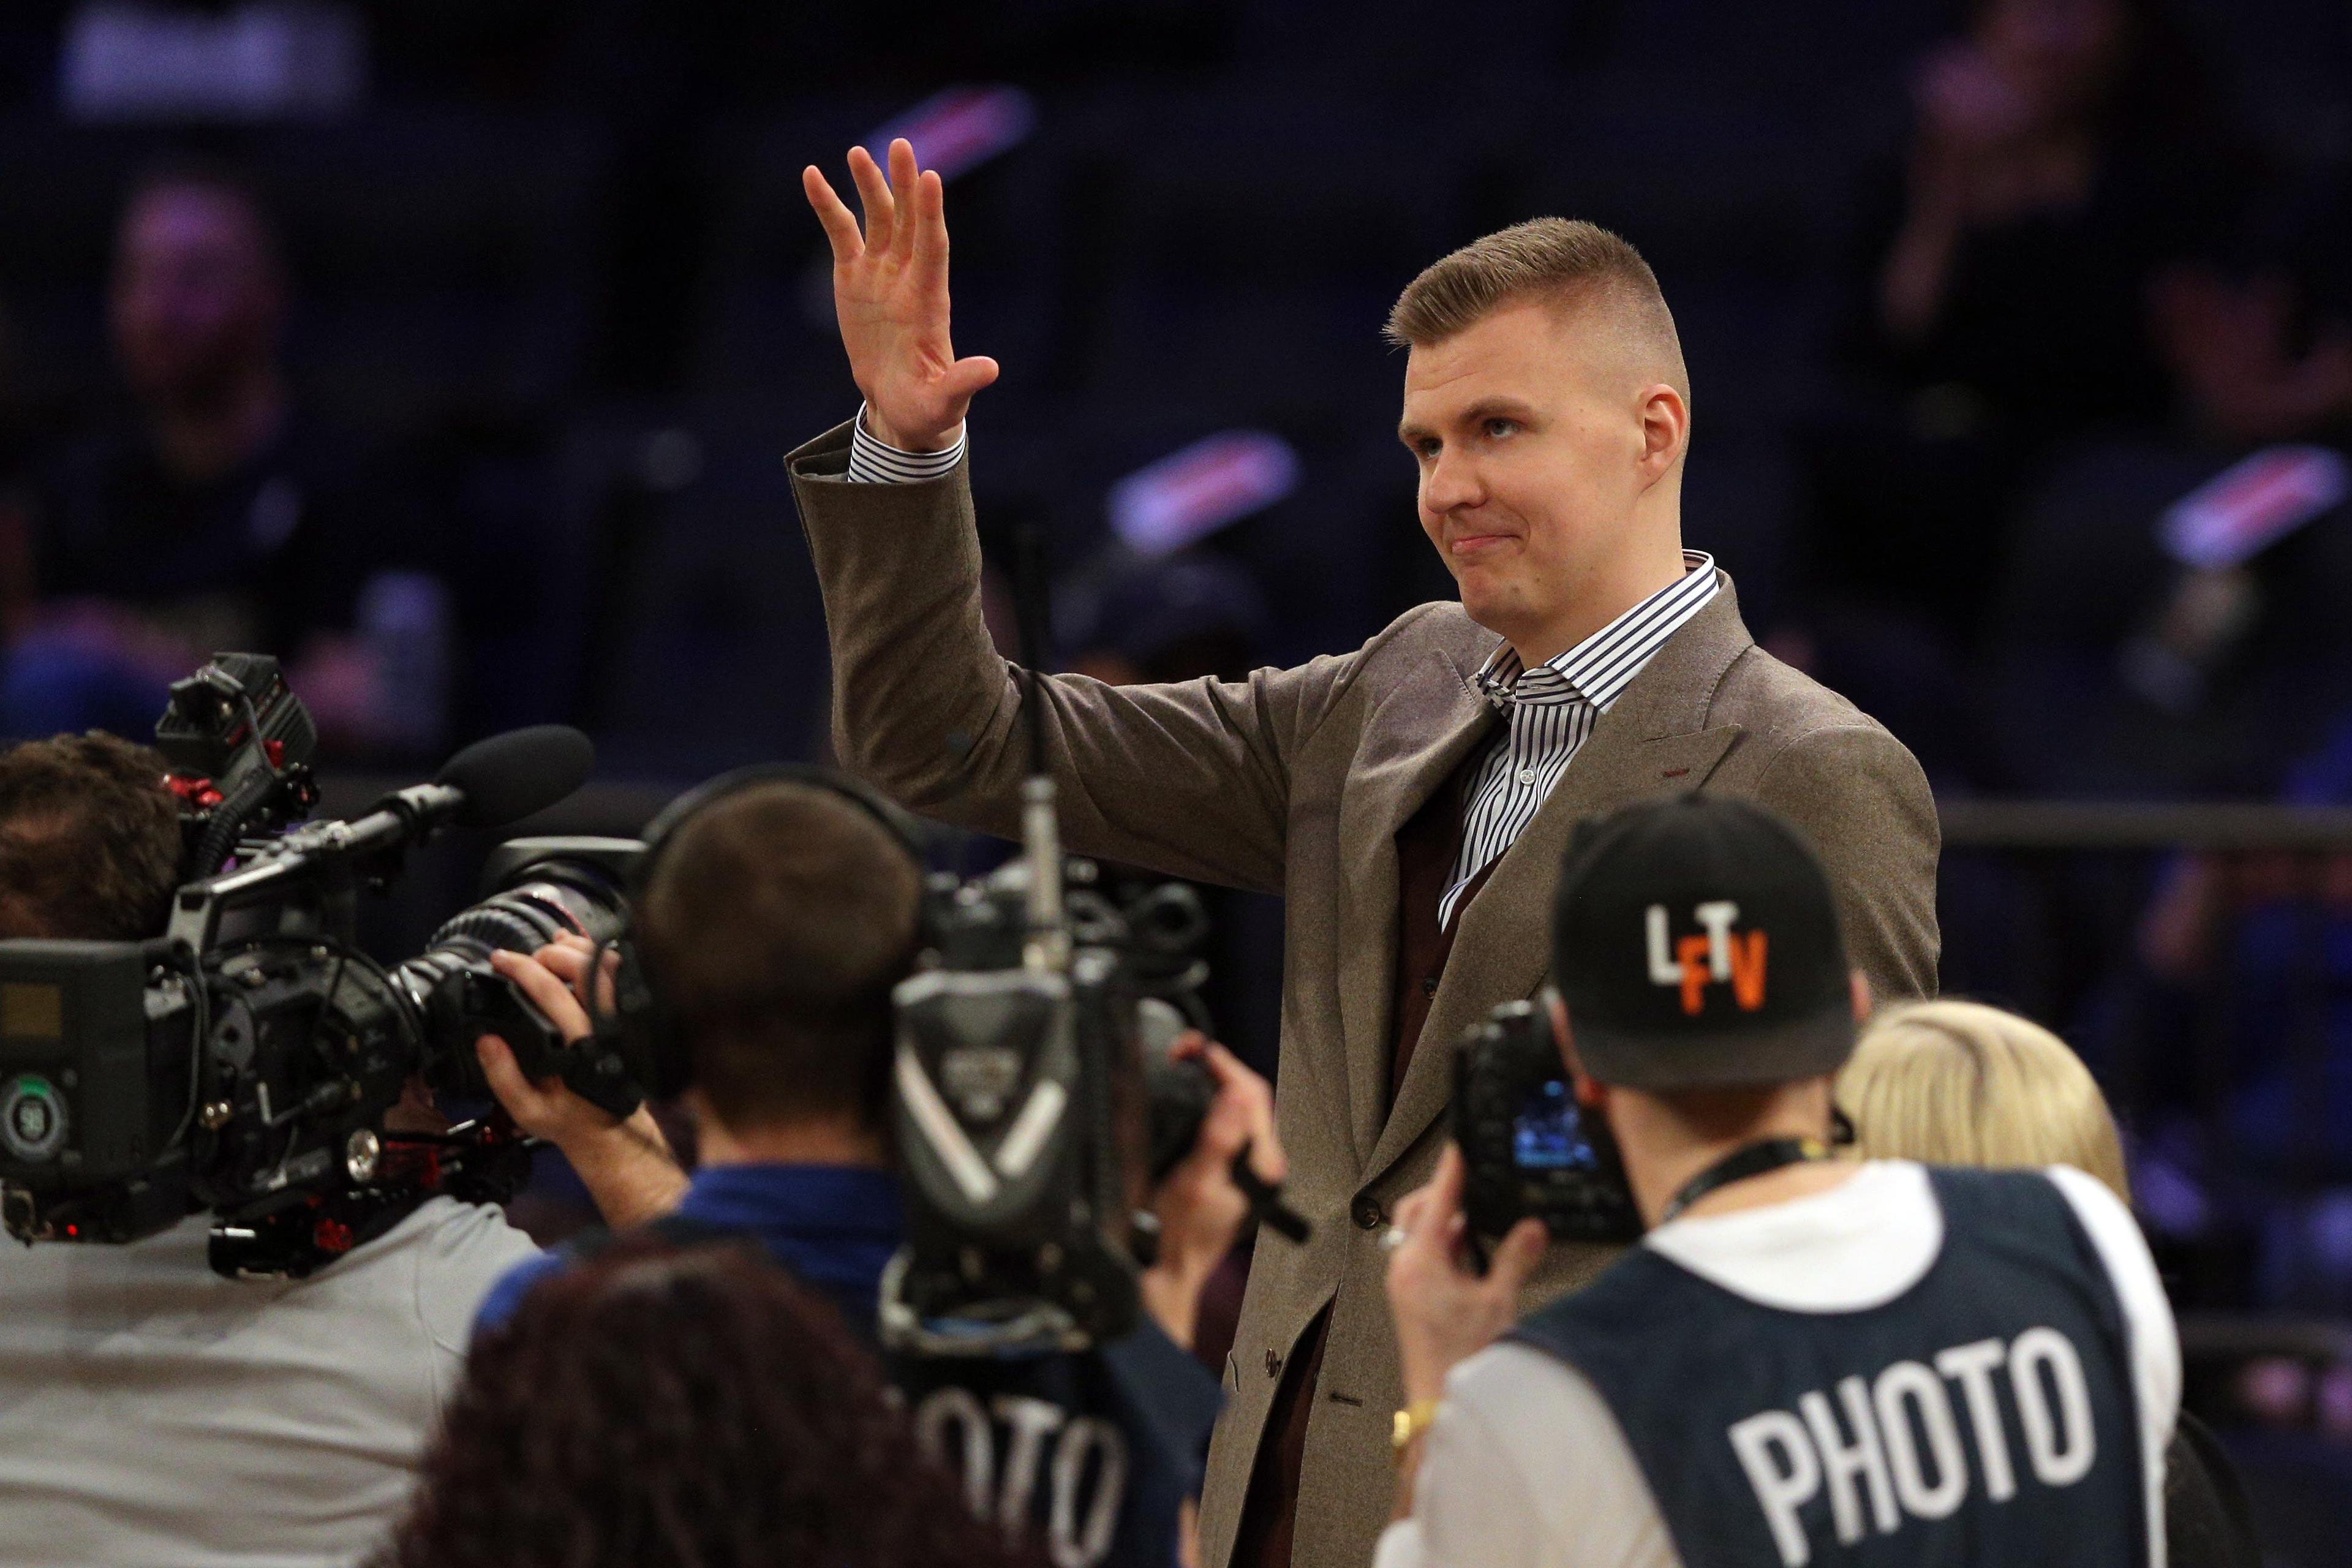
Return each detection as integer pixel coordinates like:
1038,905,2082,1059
0,654,638,1278
881,530,1306,1355
883,823,1232,1353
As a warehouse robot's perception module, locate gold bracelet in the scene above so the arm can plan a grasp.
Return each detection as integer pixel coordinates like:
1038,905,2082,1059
1391,1398,1442,1460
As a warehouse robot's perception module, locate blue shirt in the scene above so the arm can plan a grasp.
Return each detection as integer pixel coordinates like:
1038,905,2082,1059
471,1163,903,1340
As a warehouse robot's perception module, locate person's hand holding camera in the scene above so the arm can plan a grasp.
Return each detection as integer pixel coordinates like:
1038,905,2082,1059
1385,1144,1547,1406
802,137,999,453
475,940,687,1228
1139,1035,1286,1350
1381,1145,1547,1515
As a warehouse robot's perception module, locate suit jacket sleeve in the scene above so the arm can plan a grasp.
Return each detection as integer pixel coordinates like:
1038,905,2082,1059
1750,723,1941,1002
786,421,1352,894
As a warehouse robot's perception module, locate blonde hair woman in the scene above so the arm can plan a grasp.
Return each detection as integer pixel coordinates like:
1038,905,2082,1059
1839,998,2130,1199
1839,997,2261,1568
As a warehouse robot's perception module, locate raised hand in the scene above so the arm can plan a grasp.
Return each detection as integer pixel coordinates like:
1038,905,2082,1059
803,138,1000,453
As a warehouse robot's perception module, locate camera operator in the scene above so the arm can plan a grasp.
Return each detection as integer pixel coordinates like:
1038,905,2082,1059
468,775,1286,1568
1379,795,2178,1568
0,731,677,1568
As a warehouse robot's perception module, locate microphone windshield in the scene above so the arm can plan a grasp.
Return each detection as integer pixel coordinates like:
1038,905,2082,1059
434,726,595,829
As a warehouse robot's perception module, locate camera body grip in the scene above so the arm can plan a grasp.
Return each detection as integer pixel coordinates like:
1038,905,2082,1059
1451,1000,1641,1248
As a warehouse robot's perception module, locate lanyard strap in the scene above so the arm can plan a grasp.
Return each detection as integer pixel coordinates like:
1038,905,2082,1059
1657,1137,1832,1226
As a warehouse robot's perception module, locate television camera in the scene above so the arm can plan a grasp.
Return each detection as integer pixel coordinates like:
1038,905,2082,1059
0,654,641,1278
881,532,1307,1356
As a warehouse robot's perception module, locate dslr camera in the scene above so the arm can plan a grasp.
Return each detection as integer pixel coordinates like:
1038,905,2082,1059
0,654,645,1278
1452,997,1640,1254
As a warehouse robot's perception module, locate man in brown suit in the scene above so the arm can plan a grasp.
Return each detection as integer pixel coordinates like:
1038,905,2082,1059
791,141,1939,1568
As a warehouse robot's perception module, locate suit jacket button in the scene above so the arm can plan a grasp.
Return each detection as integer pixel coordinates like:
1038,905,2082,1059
1420,974,1439,998
1264,1349,1283,1378
1352,1196,1384,1231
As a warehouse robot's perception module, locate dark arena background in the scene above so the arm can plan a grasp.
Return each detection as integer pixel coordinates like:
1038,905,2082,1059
0,1,2348,1558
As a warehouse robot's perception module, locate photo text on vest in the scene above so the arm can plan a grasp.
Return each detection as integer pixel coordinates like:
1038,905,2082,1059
911,1385,1129,1568
1727,1327,2098,1568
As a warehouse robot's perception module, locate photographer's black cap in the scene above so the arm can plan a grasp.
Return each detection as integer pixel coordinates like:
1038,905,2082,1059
1551,794,1854,1090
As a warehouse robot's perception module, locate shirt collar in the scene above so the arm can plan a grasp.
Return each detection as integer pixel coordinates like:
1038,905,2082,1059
1474,551,1717,713
676,1163,903,1240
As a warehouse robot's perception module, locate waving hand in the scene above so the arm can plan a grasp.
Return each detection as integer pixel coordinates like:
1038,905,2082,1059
803,138,1000,453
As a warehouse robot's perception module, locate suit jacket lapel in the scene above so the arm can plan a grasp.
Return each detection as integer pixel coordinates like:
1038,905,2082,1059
1360,575,1757,1185
1332,645,1493,1170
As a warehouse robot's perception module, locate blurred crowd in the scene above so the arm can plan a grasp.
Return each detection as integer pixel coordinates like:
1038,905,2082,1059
1794,0,2352,803
1,0,2346,785
0,0,2338,771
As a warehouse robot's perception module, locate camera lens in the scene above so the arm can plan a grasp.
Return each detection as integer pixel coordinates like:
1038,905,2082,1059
388,854,636,1097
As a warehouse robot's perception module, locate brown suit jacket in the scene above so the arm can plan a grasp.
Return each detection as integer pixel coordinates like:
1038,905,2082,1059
785,421,1940,1568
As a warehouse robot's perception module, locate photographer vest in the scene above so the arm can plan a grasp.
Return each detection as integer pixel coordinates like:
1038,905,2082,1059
1509,1166,2146,1568
891,1321,1220,1568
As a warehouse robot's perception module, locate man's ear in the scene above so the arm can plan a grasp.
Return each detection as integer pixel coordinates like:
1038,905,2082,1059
1849,969,1873,1023
1636,383,1689,482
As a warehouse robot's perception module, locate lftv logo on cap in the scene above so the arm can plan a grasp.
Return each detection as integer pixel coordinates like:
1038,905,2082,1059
1645,902,1768,1016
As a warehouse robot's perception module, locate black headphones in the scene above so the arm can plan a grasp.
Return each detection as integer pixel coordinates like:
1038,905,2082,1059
592,763,928,1101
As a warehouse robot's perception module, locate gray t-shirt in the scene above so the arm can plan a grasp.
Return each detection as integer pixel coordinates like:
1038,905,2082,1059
0,1196,541,1568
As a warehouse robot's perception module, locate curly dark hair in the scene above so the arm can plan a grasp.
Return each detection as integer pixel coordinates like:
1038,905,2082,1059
0,731,181,940
372,1237,1041,1568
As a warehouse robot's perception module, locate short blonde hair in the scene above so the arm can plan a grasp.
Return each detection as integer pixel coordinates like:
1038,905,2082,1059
1838,1000,2130,1201
1384,217,1687,393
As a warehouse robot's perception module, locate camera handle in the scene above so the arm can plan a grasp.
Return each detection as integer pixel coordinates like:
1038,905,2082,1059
1230,1140,1311,1243
461,971,645,1120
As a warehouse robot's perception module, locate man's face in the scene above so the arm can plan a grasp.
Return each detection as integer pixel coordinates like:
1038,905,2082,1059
1399,298,1668,656
110,184,281,410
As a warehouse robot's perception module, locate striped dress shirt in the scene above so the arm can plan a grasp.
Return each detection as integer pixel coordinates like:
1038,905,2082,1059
1439,552,1718,928
845,406,967,483
836,412,1717,928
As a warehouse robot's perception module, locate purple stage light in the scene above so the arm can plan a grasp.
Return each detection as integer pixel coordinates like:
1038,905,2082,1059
868,86,1037,183
1109,432,1302,557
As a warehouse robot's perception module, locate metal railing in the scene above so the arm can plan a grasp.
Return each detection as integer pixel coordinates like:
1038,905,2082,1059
1942,800,2352,853
1932,801,2352,1325
313,775,2352,852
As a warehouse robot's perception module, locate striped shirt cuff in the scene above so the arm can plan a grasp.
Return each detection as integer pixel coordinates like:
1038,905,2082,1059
845,405,967,483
